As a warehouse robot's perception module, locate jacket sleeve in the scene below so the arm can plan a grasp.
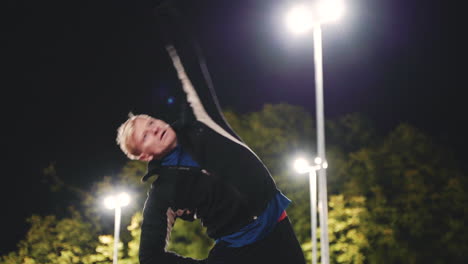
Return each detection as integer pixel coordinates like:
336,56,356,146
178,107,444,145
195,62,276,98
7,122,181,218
154,1,247,146
139,185,206,264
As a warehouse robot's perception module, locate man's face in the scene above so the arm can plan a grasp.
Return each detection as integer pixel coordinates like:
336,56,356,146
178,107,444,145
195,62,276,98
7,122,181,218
131,117,177,161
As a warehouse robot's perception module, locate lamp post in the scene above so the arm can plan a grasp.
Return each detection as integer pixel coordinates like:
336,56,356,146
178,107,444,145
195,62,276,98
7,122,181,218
294,158,319,264
104,192,131,264
286,1,344,264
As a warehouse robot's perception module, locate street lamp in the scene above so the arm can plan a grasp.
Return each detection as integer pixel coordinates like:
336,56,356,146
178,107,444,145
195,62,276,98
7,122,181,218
294,157,319,264
104,192,131,264
286,1,345,264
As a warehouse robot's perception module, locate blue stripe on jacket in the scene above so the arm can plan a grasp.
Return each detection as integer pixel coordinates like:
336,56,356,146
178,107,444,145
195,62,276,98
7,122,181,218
161,145,291,248
217,192,291,248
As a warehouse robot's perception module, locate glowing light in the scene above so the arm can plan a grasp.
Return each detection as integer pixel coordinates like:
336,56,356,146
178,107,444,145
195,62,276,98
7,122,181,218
314,157,323,164
285,0,345,34
167,96,175,105
323,161,328,169
317,0,345,23
285,5,314,34
117,192,130,207
294,158,311,174
104,192,131,209
104,196,117,210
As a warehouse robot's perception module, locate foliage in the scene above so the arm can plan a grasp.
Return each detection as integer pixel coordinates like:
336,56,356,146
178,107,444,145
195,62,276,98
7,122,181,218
123,212,142,264
0,209,98,264
301,195,371,264
341,124,468,263
226,106,468,263
2,104,468,264
327,195,369,264
167,220,214,259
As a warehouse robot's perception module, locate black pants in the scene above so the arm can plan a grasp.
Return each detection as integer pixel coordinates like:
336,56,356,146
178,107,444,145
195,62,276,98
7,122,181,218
207,217,306,264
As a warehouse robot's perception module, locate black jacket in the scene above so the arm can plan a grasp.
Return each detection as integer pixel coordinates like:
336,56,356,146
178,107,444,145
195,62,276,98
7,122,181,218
139,2,279,263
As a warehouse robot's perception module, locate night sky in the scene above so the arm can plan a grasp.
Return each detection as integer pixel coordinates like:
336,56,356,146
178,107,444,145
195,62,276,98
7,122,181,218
2,0,462,255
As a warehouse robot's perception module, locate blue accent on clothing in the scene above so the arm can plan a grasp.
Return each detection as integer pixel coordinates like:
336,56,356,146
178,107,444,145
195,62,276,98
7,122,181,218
161,145,291,248
161,145,200,167
217,192,291,248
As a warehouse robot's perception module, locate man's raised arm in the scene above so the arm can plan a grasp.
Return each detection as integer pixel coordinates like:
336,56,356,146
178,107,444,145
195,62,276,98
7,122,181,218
154,1,243,142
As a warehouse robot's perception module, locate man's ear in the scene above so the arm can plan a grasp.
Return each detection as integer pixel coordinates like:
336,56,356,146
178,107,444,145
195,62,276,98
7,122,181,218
138,153,153,162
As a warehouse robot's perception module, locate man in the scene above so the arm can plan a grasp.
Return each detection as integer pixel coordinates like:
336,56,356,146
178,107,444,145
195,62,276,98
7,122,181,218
116,1,306,263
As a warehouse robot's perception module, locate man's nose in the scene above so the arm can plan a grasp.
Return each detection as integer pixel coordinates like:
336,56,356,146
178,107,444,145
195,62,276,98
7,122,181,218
151,125,159,134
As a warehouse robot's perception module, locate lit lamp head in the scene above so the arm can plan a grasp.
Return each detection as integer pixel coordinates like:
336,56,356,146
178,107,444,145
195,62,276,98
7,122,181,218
314,156,329,170
285,0,345,34
104,192,130,210
285,4,314,34
317,0,345,24
314,157,322,164
294,158,312,174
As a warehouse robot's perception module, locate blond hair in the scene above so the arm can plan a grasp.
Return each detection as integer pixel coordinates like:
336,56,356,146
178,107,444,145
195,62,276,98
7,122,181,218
116,113,151,160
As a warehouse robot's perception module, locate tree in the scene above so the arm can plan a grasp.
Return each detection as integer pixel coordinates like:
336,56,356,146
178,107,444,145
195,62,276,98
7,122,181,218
166,220,214,259
225,103,315,169
5,104,466,263
225,105,376,232
1,209,98,264
327,195,370,264
341,124,468,263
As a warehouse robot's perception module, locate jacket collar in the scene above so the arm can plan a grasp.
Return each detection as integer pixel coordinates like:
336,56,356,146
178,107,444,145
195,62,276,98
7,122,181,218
141,158,162,182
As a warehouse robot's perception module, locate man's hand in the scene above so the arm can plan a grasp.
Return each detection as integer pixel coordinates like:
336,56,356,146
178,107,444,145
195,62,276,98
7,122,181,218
167,208,192,226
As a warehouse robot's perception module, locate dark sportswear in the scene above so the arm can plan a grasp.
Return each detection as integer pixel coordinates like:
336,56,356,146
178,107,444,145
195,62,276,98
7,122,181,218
138,1,305,264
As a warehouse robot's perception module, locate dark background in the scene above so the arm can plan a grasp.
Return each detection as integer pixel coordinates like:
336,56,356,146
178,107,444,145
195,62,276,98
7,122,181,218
2,0,463,255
